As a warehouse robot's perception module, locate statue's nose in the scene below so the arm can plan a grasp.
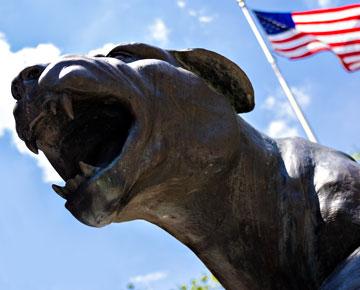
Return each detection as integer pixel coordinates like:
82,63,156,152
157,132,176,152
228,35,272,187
11,64,47,100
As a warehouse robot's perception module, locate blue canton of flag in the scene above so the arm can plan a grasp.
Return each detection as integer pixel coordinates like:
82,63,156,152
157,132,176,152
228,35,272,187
254,11,295,35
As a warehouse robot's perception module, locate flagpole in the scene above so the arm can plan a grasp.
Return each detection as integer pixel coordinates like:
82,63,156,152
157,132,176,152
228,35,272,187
235,0,318,143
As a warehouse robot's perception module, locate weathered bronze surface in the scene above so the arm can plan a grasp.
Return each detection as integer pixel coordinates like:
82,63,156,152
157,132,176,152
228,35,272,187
11,43,360,289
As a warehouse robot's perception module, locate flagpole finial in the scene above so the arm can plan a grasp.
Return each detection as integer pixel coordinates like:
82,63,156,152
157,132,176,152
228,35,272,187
236,0,246,8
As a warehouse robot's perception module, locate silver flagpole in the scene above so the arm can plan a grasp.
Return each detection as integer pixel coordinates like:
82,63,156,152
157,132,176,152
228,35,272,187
235,0,318,143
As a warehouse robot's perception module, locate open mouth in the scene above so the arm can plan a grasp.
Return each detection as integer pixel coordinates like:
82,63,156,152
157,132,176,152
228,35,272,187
31,94,135,199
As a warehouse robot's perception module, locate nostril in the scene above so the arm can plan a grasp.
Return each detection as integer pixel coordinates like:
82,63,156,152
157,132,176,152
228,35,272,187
11,64,48,100
20,64,47,81
13,102,20,117
11,77,23,100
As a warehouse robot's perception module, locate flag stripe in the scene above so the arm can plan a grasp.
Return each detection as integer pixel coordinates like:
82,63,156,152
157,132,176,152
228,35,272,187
271,35,315,49
329,39,360,47
295,15,360,25
275,42,329,58
269,29,360,43
274,39,322,52
342,54,360,64
283,47,329,60
295,19,360,33
292,7,360,23
292,4,360,15
269,29,304,42
338,50,360,59
300,27,360,36
275,43,360,58
293,3,360,15
348,61,360,70
293,4,360,15
273,39,360,52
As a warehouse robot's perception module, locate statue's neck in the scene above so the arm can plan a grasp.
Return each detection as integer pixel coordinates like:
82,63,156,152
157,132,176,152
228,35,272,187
121,117,322,289
193,119,286,289
155,118,288,289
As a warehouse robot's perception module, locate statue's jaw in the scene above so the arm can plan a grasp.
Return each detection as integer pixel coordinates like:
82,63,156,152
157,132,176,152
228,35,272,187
18,90,136,226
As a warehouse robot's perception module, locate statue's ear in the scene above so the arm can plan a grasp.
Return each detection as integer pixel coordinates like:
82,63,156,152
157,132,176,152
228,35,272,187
169,49,254,113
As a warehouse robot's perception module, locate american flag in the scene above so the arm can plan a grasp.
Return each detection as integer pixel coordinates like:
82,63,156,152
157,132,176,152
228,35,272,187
253,4,360,71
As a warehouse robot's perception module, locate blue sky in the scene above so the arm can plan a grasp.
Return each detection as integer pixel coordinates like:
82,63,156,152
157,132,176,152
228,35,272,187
0,0,359,289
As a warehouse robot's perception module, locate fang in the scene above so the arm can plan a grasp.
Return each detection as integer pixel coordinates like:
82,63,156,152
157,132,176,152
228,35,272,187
52,184,68,199
61,94,74,120
79,161,98,177
25,139,39,154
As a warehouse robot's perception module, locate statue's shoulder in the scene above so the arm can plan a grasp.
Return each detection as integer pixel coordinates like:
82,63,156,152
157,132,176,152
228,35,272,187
313,145,360,226
275,136,358,179
274,136,317,179
277,136,360,226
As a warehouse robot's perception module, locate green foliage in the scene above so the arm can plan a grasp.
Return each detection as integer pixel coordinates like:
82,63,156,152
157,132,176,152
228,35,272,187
178,274,224,290
126,273,223,290
352,152,360,161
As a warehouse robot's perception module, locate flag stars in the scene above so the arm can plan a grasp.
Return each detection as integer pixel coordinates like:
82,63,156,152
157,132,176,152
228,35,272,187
254,11,295,35
256,14,290,34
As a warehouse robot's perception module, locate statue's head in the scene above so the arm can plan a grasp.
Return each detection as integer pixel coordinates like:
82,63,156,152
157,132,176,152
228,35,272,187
11,43,254,227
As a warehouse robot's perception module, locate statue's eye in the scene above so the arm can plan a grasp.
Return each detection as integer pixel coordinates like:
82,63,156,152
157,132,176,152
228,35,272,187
107,51,137,63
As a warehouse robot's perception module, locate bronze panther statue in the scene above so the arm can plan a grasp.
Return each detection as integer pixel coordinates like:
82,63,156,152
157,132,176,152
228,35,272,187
11,43,360,289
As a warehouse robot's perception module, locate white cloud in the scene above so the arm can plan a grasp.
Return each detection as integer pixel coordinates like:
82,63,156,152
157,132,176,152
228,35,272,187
318,0,330,7
87,43,116,57
262,86,312,139
176,2,215,25
188,9,197,17
263,95,276,110
0,33,62,182
267,120,299,138
148,18,170,45
262,93,292,119
292,87,310,107
130,271,167,284
304,0,338,8
187,10,215,24
317,0,335,7
198,15,214,24
176,0,186,9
